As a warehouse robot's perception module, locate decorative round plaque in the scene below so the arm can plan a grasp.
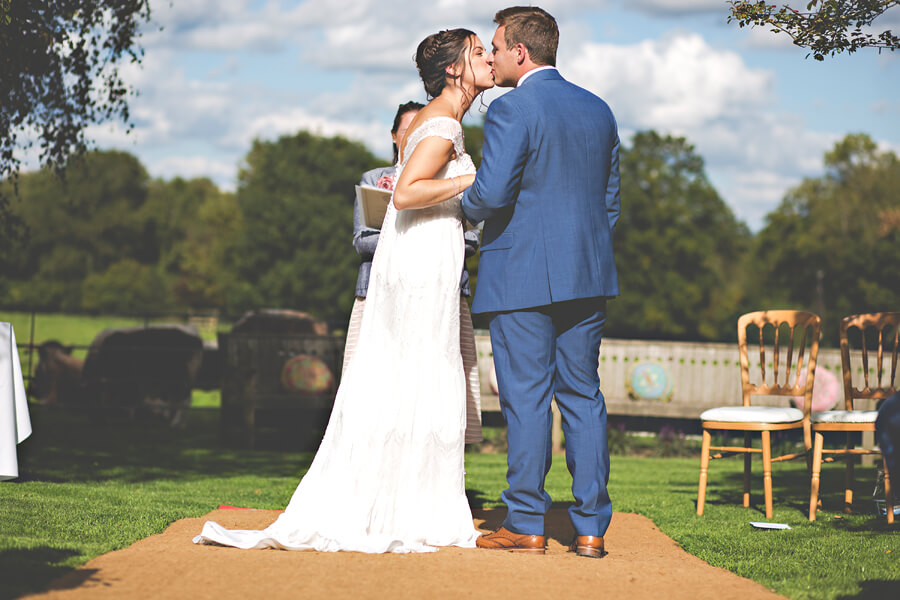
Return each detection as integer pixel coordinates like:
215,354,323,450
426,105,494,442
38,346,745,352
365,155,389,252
626,362,674,402
281,354,334,394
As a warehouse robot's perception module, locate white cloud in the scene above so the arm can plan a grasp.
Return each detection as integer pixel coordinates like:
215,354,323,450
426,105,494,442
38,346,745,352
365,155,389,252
147,0,254,29
83,120,141,149
702,115,834,173
149,155,238,189
230,107,385,154
627,0,728,15
139,0,617,69
310,23,425,72
143,0,500,57
563,33,772,131
557,32,848,229
141,0,275,51
741,25,802,52
7,125,47,173
181,22,287,52
116,49,243,143
710,168,798,230
874,138,900,160
700,116,838,229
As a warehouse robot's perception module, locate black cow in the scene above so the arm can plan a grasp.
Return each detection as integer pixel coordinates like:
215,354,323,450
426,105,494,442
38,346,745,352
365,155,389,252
81,325,204,426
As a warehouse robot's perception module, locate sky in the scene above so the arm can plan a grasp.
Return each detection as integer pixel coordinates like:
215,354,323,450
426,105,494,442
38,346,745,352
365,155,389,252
75,0,899,231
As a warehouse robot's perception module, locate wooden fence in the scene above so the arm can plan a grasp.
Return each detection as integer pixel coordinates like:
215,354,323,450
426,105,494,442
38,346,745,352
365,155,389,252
474,331,883,455
475,330,875,450
475,332,855,417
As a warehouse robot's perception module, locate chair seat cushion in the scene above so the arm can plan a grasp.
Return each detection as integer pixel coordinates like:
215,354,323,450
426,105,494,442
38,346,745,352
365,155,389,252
811,410,878,424
700,406,803,423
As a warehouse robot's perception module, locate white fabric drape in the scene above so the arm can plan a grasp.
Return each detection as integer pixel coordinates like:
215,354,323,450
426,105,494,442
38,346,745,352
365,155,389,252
1,323,32,481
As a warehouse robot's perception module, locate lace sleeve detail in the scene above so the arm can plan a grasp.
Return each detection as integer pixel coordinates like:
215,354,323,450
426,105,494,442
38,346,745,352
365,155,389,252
401,117,464,166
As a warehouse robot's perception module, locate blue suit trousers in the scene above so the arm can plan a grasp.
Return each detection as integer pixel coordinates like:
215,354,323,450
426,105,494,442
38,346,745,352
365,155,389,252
488,297,611,537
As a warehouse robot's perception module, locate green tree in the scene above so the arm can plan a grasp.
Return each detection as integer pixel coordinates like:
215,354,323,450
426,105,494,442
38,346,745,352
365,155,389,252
1,150,167,311
81,258,170,313
228,132,382,324
752,133,900,344
728,1,900,60
608,131,752,341
1,1,152,244
143,177,243,310
463,120,485,169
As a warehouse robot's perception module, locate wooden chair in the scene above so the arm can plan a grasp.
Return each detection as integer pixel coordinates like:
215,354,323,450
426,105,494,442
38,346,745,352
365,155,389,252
809,313,896,523
698,310,821,520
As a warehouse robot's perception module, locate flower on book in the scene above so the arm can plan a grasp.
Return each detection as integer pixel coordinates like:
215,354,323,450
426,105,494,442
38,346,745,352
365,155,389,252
376,174,396,190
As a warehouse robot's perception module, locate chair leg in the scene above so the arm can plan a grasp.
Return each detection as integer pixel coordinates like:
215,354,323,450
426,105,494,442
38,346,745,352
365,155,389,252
844,432,854,513
761,430,773,520
743,432,752,508
809,431,824,521
697,429,711,516
803,421,812,468
884,458,894,525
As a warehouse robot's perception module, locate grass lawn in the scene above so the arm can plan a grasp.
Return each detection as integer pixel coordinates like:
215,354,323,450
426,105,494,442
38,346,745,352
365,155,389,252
1,312,896,598
1,405,897,600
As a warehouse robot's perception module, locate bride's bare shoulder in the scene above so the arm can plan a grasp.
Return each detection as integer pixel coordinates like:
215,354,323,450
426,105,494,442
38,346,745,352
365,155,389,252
398,108,459,163
404,104,458,136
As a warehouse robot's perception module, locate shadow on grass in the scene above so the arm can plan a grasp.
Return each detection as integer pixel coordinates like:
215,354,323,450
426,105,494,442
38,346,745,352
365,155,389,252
0,547,83,600
694,457,890,520
14,406,315,484
836,580,900,600
465,488,496,510
823,515,899,533
469,501,580,547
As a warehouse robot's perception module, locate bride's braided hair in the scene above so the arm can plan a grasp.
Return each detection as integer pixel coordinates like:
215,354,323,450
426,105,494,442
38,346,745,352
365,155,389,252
415,28,476,99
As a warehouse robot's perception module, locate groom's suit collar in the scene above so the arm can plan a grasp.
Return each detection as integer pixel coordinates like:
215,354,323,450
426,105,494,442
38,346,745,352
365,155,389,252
516,65,560,87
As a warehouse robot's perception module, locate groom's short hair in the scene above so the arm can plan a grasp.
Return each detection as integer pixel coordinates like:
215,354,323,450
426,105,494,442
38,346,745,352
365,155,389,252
494,6,558,67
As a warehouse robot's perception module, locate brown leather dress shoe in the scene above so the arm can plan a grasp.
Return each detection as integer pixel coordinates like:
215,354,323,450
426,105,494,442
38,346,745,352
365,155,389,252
476,527,546,554
570,535,606,558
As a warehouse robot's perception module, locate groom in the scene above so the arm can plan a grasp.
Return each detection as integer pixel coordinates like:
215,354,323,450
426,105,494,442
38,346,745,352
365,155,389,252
462,6,620,558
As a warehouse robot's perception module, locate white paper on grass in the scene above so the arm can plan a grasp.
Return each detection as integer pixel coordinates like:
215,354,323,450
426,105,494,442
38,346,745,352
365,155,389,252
749,522,791,530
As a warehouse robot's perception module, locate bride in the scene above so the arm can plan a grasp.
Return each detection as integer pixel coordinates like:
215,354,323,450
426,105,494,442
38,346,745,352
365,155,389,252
193,28,495,554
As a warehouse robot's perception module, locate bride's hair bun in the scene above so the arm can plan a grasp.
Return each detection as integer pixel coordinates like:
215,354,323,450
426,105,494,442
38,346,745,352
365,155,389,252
415,28,475,99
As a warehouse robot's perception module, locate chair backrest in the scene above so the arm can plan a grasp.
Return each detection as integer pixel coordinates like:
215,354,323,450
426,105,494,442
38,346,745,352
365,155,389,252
737,311,822,413
839,312,900,409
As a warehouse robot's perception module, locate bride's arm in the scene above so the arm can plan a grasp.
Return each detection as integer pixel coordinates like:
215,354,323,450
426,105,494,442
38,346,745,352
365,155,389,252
393,137,475,210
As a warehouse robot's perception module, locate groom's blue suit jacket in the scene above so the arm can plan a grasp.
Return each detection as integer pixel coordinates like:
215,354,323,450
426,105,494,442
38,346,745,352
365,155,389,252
462,69,620,314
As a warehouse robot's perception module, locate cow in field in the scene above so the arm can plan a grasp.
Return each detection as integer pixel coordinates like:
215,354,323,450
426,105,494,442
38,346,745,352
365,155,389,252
82,324,204,426
29,341,85,406
30,324,205,426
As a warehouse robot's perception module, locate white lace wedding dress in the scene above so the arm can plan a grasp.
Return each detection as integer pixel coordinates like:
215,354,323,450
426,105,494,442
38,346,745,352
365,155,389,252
193,117,479,553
